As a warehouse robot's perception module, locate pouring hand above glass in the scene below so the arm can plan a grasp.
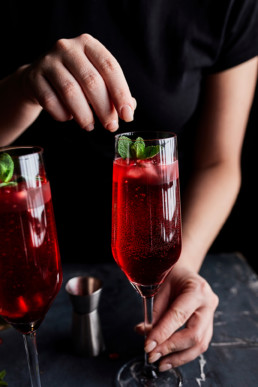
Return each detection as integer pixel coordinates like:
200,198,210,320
0,147,62,387
112,132,182,386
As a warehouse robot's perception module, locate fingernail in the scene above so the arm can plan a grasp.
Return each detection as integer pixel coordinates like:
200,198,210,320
85,123,95,131
159,363,172,372
148,352,161,363
120,104,134,122
106,120,119,132
144,340,157,353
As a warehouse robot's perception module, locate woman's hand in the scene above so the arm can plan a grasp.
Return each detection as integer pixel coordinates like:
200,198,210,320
21,33,136,131
136,266,219,372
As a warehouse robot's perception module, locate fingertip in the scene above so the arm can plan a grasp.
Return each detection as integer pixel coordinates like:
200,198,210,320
144,340,157,353
105,119,119,132
84,123,95,131
159,363,173,372
148,352,162,363
119,104,134,122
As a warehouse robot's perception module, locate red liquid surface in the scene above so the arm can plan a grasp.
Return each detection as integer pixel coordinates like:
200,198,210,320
112,158,181,289
0,180,62,333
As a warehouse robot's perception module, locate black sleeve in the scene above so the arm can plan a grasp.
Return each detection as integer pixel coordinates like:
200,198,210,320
211,0,258,73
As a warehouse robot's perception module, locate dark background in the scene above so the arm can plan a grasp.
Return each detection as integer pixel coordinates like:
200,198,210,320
211,83,258,273
0,1,257,273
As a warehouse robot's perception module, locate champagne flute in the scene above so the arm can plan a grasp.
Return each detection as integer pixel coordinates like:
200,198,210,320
0,146,63,387
112,132,182,386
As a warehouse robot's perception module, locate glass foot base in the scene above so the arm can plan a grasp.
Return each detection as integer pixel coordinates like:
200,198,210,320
115,356,183,386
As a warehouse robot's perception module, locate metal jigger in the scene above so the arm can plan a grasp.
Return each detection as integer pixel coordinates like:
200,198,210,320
65,276,105,357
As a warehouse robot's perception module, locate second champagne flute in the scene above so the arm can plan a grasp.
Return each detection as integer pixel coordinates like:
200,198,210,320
0,146,63,387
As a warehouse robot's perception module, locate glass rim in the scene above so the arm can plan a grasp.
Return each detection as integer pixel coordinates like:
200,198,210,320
114,131,177,142
0,145,43,157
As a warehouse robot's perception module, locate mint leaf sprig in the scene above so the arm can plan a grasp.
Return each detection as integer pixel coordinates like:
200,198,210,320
0,152,17,188
0,153,14,183
118,136,160,160
0,370,8,386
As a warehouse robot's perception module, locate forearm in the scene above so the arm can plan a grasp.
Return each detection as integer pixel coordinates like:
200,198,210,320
0,66,42,146
177,162,241,273
176,58,258,274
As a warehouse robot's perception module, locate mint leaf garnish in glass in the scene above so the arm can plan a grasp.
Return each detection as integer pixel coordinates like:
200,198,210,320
0,152,17,187
130,137,146,159
144,145,161,159
0,370,8,386
118,136,133,159
118,136,160,160
0,153,14,183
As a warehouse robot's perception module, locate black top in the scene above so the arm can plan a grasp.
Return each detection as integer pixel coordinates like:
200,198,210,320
1,0,258,262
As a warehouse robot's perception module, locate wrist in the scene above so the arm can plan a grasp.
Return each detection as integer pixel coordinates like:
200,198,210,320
172,249,205,274
0,66,42,145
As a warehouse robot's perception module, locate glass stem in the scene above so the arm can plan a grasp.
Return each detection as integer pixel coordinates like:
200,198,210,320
143,295,158,378
23,331,42,387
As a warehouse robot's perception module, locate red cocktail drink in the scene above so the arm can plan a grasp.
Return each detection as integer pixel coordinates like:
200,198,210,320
0,177,62,333
112,156,181,294
0,146,62,386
